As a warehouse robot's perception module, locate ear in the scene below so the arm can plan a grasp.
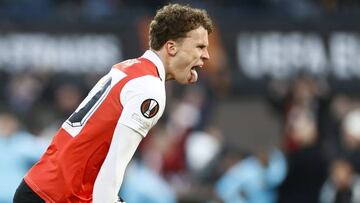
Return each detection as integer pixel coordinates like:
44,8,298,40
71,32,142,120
166,40,177,56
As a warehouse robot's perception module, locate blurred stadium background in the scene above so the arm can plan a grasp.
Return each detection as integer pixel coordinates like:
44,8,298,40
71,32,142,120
2,0,360,203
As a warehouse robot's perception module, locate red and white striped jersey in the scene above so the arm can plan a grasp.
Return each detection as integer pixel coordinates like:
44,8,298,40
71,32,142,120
24,50,166,203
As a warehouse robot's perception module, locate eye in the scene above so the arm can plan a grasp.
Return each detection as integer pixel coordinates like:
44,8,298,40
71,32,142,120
197,45,206,50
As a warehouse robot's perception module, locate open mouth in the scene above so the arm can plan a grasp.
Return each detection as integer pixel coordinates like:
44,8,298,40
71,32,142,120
191,65,201,71
188,66,201,83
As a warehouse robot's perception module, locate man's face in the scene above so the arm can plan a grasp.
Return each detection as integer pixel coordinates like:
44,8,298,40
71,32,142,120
169,26,210,84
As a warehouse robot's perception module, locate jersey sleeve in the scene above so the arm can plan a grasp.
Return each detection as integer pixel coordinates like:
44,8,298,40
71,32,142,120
118,76,165,137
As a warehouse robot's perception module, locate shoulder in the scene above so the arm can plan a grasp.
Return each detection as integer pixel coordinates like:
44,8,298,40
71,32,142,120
112,58,160,79
116,73,165,137
120,76,165,105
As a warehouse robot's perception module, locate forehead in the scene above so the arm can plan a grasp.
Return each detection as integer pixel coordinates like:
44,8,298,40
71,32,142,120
183,26,209,45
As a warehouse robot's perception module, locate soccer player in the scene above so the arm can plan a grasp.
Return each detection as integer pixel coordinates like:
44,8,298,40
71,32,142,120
13,3,213,203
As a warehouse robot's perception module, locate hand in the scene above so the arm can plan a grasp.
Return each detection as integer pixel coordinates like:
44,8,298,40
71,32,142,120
115,197,125,203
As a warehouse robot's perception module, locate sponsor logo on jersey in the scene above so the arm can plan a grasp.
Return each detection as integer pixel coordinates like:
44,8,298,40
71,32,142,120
140,99,159,118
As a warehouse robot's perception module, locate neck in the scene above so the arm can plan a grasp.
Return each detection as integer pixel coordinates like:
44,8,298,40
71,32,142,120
151,49,173,81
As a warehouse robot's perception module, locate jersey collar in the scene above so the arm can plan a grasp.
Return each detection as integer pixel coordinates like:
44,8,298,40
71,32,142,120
142,50,165,81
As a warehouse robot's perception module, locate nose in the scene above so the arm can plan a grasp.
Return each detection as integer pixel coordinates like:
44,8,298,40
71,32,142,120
201,48,210,60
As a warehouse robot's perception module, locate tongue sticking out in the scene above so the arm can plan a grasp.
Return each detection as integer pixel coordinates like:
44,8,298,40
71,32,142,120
188,68,198,83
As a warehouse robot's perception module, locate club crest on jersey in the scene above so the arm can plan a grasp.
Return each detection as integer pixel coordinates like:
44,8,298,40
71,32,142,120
140,99,159,118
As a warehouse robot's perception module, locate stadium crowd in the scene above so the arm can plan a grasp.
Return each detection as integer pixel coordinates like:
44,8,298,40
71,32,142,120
2,1,360,203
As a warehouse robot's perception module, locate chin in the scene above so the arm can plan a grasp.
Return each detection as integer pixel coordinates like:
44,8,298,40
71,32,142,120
177,80,189,85
174,75,197,84
174,79,189,85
